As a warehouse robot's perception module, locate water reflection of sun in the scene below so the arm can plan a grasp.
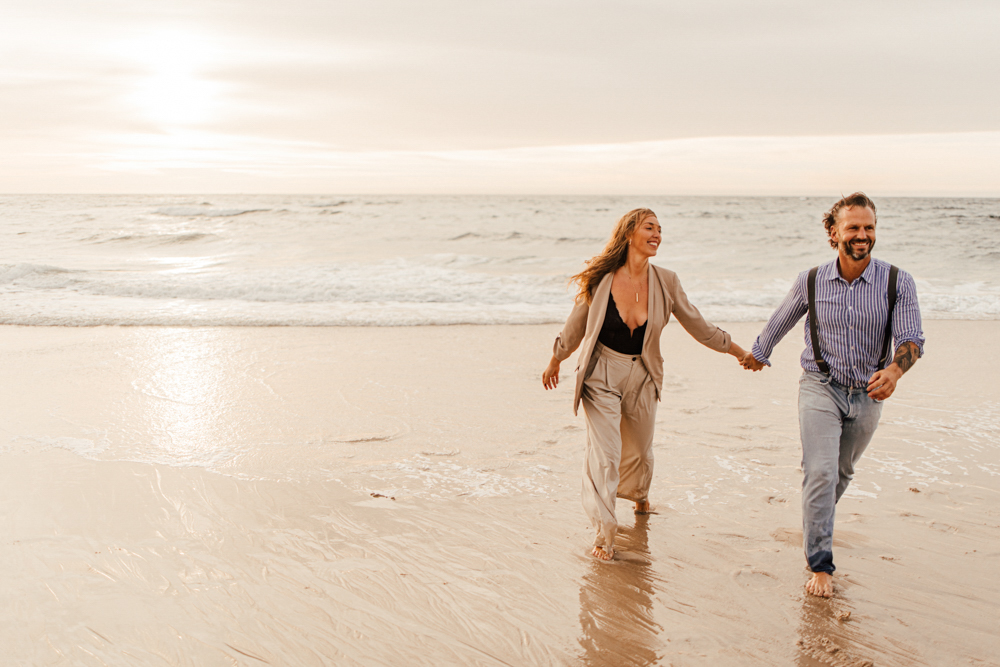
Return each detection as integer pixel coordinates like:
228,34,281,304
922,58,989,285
126,328,235,466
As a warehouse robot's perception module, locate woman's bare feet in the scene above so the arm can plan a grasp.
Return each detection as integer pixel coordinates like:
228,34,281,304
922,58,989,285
805,571,834,597
634,500,653,514
592,545,614,561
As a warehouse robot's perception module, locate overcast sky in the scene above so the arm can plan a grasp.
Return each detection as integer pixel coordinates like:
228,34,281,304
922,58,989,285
3,0,998,194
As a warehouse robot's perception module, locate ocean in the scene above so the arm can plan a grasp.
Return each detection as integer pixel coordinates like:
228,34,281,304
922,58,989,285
2,194,997,326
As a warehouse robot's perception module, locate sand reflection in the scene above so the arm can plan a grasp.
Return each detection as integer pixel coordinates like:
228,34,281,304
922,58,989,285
577,514,661,666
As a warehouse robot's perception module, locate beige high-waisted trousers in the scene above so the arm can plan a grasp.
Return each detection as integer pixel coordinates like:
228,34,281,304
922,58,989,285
581,342,658,551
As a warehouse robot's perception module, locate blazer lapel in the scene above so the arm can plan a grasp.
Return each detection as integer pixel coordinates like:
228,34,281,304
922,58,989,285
571,272,613,415
585,274,612,350
642,264,658,355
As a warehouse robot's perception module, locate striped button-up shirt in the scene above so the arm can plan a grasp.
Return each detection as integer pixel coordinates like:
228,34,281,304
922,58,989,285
751,258,925,387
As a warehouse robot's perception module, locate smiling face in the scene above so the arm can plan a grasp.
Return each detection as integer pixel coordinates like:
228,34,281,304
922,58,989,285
830,205,876,262
628,214,662,258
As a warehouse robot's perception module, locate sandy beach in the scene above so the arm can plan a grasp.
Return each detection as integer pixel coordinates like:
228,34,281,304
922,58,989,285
1,320,997,666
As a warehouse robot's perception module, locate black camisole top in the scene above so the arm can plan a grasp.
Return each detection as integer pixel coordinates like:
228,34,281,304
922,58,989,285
598,291,646,355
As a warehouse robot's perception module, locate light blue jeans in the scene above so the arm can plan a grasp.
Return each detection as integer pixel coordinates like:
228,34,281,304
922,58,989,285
798,371,883,574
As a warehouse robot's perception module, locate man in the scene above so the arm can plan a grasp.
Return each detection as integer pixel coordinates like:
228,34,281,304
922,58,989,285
742,192,924,598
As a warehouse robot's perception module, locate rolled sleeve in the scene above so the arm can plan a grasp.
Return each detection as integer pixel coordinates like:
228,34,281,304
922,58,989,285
553,296,589,361
892,271,925,357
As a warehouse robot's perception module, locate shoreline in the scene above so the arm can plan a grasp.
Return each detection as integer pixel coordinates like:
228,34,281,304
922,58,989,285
0,316,995,327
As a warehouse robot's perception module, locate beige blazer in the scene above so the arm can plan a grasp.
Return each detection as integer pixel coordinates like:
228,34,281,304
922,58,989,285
553,264,731,415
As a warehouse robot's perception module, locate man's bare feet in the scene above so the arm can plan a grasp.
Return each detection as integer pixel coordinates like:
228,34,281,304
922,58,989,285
592,545,614,561
805,571,834,598
634,500,654,515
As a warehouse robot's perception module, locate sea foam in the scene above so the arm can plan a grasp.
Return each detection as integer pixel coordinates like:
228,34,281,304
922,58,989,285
1,194,997,326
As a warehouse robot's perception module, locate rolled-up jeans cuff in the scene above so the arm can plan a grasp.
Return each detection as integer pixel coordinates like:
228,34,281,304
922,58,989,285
807,550,835,574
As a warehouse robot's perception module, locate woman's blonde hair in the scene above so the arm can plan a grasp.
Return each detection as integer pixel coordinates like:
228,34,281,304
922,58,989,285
570,208,656,304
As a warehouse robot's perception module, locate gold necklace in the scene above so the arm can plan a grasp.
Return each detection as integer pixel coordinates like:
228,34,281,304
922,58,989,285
625,269,644,303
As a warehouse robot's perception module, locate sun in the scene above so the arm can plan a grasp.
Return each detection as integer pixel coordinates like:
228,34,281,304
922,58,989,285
115,28,226,128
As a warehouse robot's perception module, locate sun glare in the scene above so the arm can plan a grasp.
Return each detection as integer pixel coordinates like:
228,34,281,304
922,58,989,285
116,29,226,128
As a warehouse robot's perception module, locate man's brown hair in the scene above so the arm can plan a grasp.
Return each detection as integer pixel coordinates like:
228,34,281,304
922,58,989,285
822,192,877,249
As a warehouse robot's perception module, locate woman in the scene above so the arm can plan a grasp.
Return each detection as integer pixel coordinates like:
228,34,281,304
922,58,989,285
542,208,747,561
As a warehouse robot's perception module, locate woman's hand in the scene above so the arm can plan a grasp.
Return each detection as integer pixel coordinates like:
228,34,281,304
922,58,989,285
542,357,561,390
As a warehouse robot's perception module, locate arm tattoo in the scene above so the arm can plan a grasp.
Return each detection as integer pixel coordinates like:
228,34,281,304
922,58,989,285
892,341,920,374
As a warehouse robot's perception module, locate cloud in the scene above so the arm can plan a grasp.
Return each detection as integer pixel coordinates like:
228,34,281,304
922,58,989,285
3,130,997,195
2,1,998,192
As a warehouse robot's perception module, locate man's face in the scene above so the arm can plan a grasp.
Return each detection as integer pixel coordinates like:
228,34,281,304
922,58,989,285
830,206,876,261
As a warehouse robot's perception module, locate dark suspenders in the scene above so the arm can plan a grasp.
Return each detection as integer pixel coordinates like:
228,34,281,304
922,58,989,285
878,265,899,369
807,264,899,376
806,267,830,374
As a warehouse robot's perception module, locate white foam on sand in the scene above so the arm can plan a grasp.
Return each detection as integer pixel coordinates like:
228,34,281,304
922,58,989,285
363,456,555,499
7,435,109,457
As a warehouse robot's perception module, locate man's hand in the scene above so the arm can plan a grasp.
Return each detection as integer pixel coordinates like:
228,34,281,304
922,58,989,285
867,341,920,400
866,366,902,400
741,352,765,372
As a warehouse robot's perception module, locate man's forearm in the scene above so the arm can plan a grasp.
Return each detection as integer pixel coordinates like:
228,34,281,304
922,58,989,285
752,279,808,366
891,341,920,375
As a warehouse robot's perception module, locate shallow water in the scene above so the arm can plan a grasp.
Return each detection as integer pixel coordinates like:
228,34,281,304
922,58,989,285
1,322,997,665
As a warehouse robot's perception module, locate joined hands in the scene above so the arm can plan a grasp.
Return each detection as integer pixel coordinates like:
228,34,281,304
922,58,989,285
740,352,766,372
728,342,764,372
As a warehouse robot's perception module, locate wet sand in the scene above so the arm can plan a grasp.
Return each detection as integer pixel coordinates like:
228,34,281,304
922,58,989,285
1,321,997,666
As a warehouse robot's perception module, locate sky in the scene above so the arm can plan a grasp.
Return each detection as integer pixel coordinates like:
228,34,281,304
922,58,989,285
2,0,998,195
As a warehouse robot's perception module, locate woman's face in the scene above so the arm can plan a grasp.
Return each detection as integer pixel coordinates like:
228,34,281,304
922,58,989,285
629,215,661,258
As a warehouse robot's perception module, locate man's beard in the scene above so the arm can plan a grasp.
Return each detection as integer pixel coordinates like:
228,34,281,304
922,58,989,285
841,238,874,261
